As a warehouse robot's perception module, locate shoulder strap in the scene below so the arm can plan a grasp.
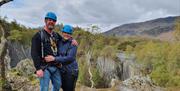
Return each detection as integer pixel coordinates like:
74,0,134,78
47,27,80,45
38,29,45,58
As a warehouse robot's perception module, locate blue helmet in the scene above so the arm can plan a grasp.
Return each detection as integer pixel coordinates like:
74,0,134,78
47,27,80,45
62,25,73,34
45,12,57,21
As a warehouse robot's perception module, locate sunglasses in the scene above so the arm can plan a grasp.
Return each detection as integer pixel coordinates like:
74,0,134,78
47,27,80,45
45,18,56,22
62,32,72,35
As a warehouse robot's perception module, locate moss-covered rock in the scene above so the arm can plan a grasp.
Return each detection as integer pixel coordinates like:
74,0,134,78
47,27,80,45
15,58,36,77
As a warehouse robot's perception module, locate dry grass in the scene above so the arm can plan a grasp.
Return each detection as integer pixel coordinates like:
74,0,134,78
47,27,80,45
167,87,180,91
75,83,119,91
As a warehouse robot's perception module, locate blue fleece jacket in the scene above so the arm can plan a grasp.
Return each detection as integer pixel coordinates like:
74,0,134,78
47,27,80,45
55,39,78,75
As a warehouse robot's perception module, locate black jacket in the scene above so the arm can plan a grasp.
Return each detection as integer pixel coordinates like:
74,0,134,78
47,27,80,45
31,29,62,70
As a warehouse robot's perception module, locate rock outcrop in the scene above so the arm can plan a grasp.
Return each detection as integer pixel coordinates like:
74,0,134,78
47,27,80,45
15,58,35,77
97,57,122,84
7,41,31,67
6,59,39,91
118,76,164,91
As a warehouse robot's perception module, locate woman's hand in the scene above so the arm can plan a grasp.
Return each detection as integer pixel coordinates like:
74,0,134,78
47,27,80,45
72,39,78,46
45,55,55,62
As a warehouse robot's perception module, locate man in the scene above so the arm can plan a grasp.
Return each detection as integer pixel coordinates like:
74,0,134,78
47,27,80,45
31,12,61,91
45,25,78,91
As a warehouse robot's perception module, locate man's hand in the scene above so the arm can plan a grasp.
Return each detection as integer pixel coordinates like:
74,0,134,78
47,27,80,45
36,69,44,78
72,39,78,46
45,55,55,62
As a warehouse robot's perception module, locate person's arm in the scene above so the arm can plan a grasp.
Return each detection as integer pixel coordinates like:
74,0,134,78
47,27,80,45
55,45,77,65
31,33,42,70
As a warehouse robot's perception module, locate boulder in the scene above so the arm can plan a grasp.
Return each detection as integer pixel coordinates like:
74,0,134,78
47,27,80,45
15,58,36,77
117,76,164,91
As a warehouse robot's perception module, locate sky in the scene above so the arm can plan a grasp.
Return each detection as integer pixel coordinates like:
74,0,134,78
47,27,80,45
0,0,180,32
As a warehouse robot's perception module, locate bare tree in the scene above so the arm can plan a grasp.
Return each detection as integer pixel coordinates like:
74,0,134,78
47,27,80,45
0,0,13,7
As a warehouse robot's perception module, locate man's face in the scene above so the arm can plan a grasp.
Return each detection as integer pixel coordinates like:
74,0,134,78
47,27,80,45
45,18,56,30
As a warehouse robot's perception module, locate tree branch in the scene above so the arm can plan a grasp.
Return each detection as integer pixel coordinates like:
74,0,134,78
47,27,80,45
0,0,13,7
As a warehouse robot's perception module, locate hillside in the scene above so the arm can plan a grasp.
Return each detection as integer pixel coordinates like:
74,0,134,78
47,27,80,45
104,16,180,37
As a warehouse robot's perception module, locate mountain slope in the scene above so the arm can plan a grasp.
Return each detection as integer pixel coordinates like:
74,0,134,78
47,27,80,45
104,16,180,36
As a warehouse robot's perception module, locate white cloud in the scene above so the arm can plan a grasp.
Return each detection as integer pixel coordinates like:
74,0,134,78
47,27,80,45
0,0,180,28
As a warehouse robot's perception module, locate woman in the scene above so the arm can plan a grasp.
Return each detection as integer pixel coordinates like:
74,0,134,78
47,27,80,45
45,25,78,91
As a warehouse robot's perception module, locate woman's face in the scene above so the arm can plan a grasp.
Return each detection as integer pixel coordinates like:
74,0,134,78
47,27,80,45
62,32,72,40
